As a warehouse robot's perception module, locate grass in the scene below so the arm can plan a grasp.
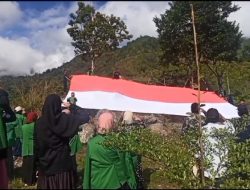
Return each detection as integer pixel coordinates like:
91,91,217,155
9,167,36,189
10,145,179,189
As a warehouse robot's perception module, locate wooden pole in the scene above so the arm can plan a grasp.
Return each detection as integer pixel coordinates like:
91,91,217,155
91,12,95,75
227,70,230,95
190,3,205,187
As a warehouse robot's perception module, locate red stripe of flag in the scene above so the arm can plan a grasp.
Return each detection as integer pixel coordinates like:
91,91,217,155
69,75,226,103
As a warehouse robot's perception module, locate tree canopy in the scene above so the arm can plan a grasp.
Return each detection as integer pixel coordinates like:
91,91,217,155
67,2,132,74
238,37,250,62
154,1,242,92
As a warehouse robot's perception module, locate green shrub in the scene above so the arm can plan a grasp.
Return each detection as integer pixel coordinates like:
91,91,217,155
221,117,250,188
104,120,250,189
103,127,200,188
222,140,250,189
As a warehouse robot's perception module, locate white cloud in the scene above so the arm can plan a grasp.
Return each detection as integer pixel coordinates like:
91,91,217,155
229,1,250,37
0,1,168,76
1,1,250,77
0,34,74,76
30,26,73,54
0,2,76,76
23,4,70,30
97,1,170,39
0,37,44,76
0,2,22,31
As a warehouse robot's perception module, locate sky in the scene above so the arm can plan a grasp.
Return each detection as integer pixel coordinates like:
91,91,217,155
0,1,249,77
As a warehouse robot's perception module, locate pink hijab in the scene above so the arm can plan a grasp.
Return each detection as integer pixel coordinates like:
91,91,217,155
97,112,114,134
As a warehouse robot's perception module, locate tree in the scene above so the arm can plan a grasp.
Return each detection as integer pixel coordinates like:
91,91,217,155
67,2,132,74
238,37,250,62
154,1,242,92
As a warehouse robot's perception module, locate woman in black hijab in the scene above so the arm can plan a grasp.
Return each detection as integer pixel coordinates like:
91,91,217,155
34,94,89,189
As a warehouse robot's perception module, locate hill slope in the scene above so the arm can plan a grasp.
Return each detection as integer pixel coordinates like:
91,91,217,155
1,35,250,109
0,36,163,105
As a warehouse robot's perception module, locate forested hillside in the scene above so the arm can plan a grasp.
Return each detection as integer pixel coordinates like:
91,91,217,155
1,35,250,110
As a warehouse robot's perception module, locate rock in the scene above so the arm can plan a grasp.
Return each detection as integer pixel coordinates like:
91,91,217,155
148,123,166,135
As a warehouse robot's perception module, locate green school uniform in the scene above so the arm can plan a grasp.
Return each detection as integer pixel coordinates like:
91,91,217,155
67,97,77,105
83,134,137,189
69,134,83,156
15,114,26,141
6,120,17,147
0,108,7,149
21,122,35,156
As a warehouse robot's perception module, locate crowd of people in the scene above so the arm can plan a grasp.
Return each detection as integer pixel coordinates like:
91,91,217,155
0,88,146,189
1,85,250,189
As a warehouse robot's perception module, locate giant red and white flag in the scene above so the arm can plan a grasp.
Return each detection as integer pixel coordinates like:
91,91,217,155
65,75,238,119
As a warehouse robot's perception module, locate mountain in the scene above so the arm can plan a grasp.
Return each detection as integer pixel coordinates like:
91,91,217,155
0,36,163,107
1,35,250,110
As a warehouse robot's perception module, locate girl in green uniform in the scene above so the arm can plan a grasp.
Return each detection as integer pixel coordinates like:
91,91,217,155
21,112,38,186
83,111,137,189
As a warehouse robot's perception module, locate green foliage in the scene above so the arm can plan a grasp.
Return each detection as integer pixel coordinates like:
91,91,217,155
103,128,200,188
222,116,250,189
222,140,250,188
0,66,69,105
67,2,132,72
154,1,242,91
238,38,250,62
11,79,63,111
219,62,250,101
103,118,250,189
230,115,250,134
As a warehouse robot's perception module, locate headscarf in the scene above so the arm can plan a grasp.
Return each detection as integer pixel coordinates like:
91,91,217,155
122,111,133,125
206,108,220,124
0,89,10,109
27,112,38,123
42,94,62,125
191,103,199,114
39,94,82,136
237,104,248,117
97,112,114,134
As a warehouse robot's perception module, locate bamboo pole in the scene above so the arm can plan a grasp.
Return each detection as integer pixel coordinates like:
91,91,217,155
91,12,95,75
190,3,205,187
227,70,230,95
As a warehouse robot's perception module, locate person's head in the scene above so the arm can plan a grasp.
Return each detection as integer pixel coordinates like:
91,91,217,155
191,103,205,114
27,112,38,123
97,110,115,135
206,108,220,124
0,88,10,109
71,92,75,97
237,104,249,117
42,94,62,118
191,103,199,114
15,106,23,114
22,108,26,115
240,99,245,104
123,111,133,125
113,71,121,79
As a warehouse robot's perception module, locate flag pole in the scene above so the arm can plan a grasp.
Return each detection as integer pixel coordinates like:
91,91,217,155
190,3,205,187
